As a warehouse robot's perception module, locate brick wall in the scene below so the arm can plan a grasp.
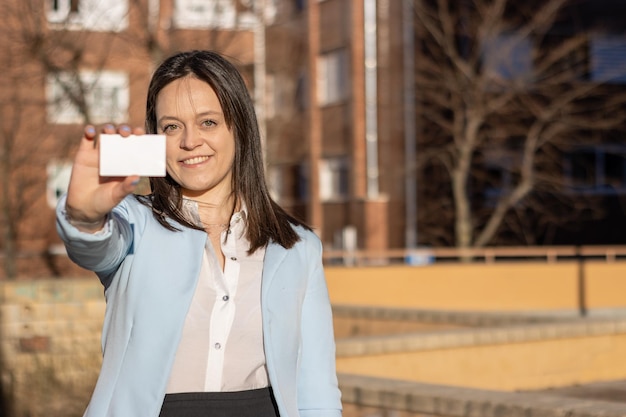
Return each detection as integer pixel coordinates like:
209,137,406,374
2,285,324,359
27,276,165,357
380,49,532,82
0,279,103,417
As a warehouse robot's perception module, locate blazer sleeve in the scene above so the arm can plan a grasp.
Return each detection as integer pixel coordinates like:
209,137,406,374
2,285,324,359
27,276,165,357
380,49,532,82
297,233,343,417
56,194,134,282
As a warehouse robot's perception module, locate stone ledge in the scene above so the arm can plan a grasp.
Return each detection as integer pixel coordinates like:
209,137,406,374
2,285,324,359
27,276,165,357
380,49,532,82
336,317,626,356
338,374,626,417
332,305,579,326
0,279,101,303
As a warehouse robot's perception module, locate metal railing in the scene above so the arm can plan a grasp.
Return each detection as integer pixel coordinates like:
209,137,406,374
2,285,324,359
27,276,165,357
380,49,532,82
322,245,626,265
2,245,626,264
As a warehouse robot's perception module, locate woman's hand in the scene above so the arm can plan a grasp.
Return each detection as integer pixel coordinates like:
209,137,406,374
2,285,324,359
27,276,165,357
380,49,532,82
65,124,145,232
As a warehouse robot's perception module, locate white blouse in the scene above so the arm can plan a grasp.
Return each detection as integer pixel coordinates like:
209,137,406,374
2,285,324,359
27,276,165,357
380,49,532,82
166,201,268,393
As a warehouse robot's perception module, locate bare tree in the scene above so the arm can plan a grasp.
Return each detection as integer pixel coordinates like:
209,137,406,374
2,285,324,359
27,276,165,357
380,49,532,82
412,0,626,248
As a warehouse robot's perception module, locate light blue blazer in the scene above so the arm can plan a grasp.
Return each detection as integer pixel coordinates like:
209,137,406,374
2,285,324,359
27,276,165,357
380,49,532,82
56,195,342,417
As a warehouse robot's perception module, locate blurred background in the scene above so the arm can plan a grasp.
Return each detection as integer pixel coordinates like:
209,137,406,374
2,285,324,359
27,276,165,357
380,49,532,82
2,0,626,416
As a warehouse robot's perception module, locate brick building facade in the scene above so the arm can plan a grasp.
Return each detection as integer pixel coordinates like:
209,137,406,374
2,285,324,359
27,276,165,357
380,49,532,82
2,0,626,278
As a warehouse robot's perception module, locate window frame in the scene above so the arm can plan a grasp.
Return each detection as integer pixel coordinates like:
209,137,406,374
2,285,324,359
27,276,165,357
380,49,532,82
46,0,129,32
317,49,349,106
46,70,130,125
319,156,350,202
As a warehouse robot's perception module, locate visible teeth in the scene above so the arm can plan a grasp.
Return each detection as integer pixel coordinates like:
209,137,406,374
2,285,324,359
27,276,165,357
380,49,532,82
183,156,208,165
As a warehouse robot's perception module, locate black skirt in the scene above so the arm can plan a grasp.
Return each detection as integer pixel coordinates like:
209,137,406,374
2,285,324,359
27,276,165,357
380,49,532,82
159,387,280,417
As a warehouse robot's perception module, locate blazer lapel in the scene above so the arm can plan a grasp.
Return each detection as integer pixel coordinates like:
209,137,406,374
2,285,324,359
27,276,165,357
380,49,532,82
261,241,288,301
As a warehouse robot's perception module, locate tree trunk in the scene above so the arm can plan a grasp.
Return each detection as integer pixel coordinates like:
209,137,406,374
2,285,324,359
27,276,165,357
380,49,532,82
453,115,482,248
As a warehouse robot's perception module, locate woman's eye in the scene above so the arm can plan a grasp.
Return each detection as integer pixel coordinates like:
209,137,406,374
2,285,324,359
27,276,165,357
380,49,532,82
162,124,178,132
202,120,216,127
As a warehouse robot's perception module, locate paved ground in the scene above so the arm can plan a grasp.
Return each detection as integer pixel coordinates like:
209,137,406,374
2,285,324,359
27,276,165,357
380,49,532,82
529,379,626,403
511,310,626,404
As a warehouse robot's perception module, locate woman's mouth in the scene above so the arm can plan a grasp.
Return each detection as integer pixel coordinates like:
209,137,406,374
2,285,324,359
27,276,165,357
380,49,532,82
182,156,209,165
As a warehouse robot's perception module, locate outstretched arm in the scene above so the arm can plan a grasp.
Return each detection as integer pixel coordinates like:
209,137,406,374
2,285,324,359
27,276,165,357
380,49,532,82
64,124,143,233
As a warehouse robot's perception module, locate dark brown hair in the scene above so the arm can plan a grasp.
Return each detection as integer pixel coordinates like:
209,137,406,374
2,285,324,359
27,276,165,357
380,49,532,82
139,50,309,251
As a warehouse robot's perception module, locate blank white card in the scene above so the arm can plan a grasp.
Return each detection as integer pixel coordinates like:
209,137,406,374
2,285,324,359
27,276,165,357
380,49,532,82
99,134,166,177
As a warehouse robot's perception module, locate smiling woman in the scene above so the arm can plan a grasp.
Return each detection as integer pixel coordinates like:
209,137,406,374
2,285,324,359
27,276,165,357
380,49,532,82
55,50,342,417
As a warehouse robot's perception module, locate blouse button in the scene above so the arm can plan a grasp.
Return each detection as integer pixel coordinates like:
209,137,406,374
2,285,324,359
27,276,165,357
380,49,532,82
222,295,229,302
230,257,237,261
214,343,221,350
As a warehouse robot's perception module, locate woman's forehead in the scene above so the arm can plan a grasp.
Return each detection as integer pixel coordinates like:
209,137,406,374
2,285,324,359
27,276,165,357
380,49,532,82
156,76,222,116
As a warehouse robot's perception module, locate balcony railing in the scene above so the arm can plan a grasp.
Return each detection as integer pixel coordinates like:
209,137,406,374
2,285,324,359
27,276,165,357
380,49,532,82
322,245,626,266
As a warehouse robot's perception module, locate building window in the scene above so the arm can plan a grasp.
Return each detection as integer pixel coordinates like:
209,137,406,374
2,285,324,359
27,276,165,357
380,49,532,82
319,157,349,201
173,0,276,29
174,0,237,29
294,0,306,11
268,163,309,203
47,0,80,23
46,161,73,209
46,0,128,31
47,70,129,125
265,73,291,119
252,0,278,24
233,0,278,27
317,49,349,106
295,70,308,111
482,33,533,87
565,146,626,194
590,34,626,84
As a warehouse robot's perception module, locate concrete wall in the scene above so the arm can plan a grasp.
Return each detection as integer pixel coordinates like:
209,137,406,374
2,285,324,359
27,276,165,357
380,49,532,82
336,319,626,391
325,262,626,311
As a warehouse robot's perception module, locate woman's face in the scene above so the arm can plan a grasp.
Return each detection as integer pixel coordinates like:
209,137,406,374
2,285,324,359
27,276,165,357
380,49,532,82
155,76,235,202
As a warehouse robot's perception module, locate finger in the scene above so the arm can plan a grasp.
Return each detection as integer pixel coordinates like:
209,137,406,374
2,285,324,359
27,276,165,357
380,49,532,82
84,125,97,140
80,125,99,151
102,123,116,134
132,126,146,135
119,124,132,137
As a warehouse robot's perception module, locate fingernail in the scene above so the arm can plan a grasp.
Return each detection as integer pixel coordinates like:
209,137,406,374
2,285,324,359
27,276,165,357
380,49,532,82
105,123,115,130
131,179,140,186
120,125,131,132
85,126,96,135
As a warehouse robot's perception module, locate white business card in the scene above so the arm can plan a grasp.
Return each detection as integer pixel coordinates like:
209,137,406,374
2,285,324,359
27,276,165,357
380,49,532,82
99,134,166,177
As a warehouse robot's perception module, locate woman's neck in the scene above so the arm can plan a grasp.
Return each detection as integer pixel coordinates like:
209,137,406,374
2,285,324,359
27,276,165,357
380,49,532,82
185,195,237,225
182,185,237,217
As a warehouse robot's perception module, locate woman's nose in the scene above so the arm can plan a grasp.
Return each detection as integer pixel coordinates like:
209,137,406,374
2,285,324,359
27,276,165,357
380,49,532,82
180,128,203,150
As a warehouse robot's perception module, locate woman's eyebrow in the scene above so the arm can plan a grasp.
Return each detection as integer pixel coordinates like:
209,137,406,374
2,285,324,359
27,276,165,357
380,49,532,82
157,111,223,124
157,115,178,125
196,110,223,118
